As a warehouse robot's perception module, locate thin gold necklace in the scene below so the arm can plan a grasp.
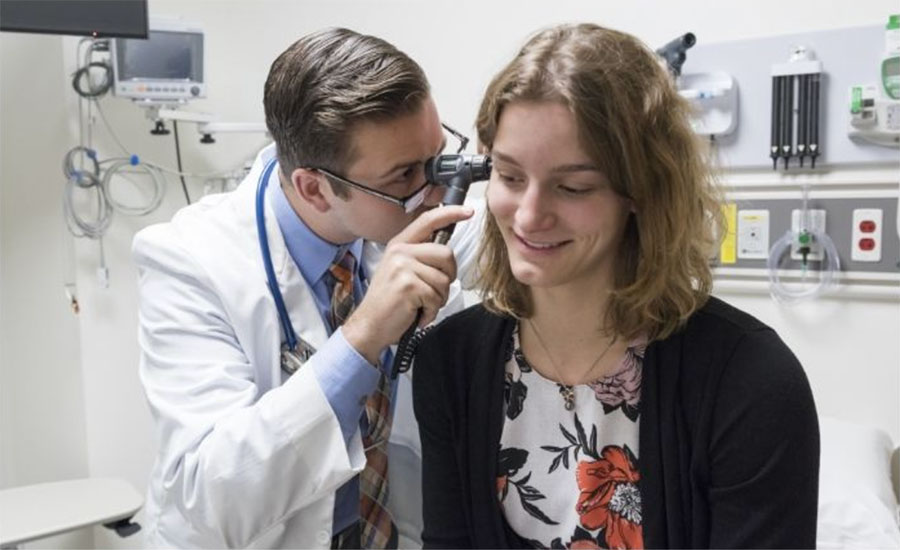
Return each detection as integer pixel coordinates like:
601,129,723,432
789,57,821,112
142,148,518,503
525,318,617,411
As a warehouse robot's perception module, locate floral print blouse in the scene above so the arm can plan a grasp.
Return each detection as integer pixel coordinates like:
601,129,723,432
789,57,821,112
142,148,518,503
498,324,647,550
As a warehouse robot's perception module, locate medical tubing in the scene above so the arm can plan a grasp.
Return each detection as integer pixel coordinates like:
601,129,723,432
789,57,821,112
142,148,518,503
63,39,120,239
172,121,192,205
767,229,840,304
72,39,111,98
64,173,113,239
143,161,237,180
63,145,112,238
63,146,100,188
101,158,166,216
63,147,167,237
71,61,112,98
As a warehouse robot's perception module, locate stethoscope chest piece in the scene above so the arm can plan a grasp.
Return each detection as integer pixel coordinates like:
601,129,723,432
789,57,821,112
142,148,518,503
280,340,317,376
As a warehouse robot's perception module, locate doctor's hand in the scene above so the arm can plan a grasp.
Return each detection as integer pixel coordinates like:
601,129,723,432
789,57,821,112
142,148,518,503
342,204,475,365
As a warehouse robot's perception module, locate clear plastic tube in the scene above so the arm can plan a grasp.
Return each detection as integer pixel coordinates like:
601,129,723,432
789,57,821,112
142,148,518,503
767,228,841,304
101,158,166,216
63,173,113,239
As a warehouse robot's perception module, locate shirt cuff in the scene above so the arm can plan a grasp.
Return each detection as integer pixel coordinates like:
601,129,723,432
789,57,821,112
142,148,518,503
311,327,381,443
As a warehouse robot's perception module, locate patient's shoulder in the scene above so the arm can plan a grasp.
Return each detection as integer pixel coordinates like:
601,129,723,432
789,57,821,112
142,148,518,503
418,303,513,372
427,303,507,342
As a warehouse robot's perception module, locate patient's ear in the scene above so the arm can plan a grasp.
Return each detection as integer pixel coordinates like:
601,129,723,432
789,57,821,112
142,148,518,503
290,168,331,213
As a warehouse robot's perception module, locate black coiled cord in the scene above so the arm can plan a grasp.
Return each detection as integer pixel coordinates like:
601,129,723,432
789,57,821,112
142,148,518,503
392,320,432,379
71,61,112,98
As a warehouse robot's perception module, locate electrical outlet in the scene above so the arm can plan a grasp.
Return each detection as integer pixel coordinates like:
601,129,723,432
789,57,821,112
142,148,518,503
851,208,883,262
790,209,827,261
737,209,770,259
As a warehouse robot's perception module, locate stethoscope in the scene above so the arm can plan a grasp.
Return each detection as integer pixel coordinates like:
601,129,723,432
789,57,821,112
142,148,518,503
255,158,317,375
256,159,391,449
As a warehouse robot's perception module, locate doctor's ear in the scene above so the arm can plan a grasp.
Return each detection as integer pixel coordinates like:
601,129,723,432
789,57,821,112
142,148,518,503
290,168,332,213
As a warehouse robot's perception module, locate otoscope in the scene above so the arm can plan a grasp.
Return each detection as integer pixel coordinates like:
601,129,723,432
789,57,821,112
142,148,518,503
427,153,492,243
391,153,492,377
656,32,696,78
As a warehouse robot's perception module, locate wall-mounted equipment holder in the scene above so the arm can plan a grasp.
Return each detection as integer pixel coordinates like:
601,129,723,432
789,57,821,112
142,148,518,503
684,24,898,169
713,192,900,300
679,72,739,137
770,46,823,170
848,16,900,148
848,84,900,147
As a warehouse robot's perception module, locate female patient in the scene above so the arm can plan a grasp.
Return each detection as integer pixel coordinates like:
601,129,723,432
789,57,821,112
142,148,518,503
413,23,818,549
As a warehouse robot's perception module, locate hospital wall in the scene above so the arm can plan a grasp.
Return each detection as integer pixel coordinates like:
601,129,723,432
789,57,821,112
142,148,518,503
0,1,897,548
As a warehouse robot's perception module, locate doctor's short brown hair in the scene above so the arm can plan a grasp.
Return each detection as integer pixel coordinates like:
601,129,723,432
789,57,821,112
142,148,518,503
475,23,725,341
264,28,429,196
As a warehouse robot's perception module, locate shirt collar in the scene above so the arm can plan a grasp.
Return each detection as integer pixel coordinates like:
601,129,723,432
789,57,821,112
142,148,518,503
269,167,363,287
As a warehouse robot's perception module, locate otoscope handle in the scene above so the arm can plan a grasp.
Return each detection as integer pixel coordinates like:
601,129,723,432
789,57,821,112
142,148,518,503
430,175,471,243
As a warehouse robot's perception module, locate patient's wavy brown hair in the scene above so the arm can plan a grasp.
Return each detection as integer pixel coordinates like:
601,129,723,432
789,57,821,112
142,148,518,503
475,23,724,341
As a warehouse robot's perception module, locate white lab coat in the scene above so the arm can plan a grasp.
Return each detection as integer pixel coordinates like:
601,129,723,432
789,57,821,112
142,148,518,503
133,145,483,549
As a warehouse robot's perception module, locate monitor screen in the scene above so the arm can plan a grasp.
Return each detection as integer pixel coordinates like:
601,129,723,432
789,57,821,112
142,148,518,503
116,30,203,82
112,24,205,102
0,0,148,39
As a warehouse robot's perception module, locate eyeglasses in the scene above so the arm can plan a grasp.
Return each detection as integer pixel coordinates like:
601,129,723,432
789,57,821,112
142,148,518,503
312,122,469,214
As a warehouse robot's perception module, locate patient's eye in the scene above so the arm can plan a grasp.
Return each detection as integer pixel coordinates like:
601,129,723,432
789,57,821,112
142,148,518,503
559,185,592,196
496,171,524,186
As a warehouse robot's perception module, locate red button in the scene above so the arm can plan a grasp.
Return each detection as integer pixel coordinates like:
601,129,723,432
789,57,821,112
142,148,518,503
859,220,876,233
859,238,875,251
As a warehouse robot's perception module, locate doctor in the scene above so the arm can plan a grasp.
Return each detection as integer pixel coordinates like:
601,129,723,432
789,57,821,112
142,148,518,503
133,28,482,549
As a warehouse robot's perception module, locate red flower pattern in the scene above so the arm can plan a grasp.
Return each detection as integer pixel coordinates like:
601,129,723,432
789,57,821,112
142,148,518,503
575,446,643,550
499,328,645,549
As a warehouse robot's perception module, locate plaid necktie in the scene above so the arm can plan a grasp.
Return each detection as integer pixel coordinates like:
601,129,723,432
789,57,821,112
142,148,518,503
328,250,356,330
326,250,397,548
360,373,397,548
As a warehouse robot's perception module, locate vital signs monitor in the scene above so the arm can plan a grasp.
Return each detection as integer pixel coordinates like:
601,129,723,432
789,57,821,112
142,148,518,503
111,19,205,103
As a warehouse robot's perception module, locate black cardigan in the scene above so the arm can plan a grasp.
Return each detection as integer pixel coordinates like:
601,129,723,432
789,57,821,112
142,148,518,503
412,297,819,549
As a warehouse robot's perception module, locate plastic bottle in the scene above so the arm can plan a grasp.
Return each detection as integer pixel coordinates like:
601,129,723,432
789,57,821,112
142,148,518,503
882,14,900,99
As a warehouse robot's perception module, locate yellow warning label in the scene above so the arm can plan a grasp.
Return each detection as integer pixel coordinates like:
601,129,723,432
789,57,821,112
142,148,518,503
720,203,737,264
